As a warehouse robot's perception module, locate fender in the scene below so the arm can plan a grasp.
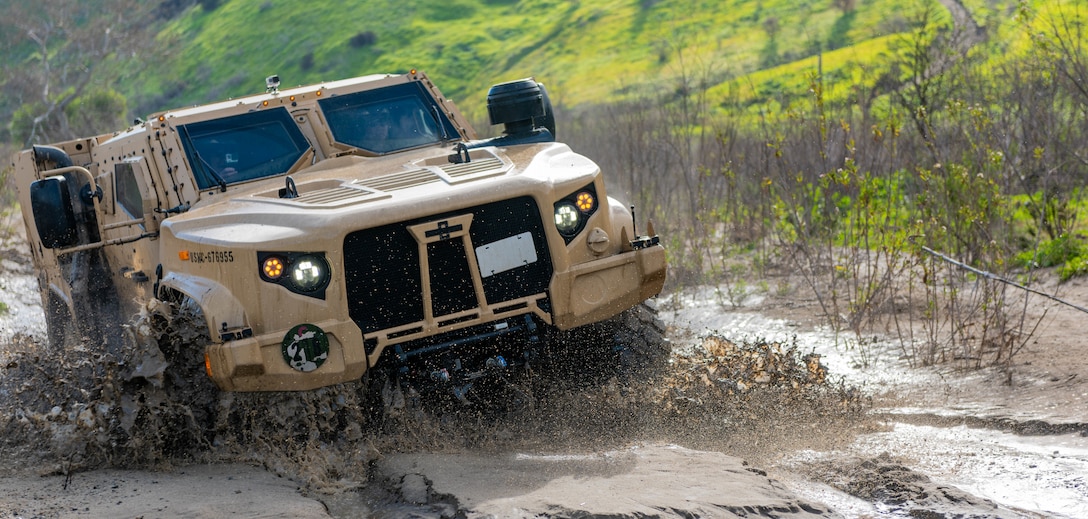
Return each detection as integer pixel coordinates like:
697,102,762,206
158,271,248,342
607,197,636,248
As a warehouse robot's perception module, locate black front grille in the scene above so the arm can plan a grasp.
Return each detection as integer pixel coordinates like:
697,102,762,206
428,238,476,316
343,197,553,335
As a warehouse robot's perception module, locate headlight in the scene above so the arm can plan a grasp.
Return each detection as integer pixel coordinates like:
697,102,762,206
258,251,331,298
290,254,330,292
554,202,581,236
553,185,599,242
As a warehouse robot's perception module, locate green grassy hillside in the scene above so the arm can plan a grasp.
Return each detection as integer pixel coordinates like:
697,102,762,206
1,0,1076,136
127,0,919,118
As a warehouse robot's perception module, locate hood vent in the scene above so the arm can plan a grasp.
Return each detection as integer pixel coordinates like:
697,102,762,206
357,168,442,191
293,185,385,206
438,156,506,184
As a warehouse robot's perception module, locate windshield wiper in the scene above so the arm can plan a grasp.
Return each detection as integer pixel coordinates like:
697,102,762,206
194,152,228,192
430,105,450,141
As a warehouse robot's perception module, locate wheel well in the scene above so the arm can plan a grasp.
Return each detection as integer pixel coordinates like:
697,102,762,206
158,286,187,304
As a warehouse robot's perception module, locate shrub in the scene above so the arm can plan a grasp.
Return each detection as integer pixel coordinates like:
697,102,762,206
1059,256,1088,281
349,31,377,48
1014,234,1085,269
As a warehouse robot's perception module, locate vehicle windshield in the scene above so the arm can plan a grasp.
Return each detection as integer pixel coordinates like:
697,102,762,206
179,108,311,190
319,82,457,154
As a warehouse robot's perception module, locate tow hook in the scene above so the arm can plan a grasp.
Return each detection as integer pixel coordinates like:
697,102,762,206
486,356,508,369
431,355,512,404
431,368,451,383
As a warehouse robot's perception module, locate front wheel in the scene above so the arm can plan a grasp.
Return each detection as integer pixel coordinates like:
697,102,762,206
544,300,670,386
115,293,219,458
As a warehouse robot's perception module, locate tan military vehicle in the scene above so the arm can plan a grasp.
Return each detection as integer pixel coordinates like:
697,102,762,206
11,71,666,396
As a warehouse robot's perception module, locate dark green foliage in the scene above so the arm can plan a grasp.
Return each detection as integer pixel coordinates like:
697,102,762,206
1058,255,1088,281
349,31,378,48
760,36,780,68
827,9,856,50
1015,234,1085,269
66,89,128,138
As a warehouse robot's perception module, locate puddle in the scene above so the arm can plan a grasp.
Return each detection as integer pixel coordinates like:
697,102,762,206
768,474,890,518
856,423,1087,518
779,423,1088,518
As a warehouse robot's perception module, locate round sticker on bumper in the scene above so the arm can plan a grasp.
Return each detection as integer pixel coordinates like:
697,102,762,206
282,324,329,372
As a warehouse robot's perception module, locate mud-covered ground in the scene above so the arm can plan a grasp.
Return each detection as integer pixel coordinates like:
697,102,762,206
1,214,1086,518
666,286,1088,519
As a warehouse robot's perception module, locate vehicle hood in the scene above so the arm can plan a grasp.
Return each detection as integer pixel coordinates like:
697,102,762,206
161,142,599,248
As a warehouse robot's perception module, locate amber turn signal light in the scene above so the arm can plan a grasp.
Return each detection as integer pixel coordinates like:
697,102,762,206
260,255,282,278
262,256,285,279
576,191,596,213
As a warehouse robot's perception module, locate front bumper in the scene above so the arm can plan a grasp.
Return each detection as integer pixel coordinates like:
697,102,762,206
550,243,667,329
204,319,369,391
204,242,666,392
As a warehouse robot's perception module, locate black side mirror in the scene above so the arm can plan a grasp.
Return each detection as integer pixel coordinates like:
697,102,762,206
30,176,79,249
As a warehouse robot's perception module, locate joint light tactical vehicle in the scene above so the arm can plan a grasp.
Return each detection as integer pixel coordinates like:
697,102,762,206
12,71,666,393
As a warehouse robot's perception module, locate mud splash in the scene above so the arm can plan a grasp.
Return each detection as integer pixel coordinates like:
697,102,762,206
0,298,867,506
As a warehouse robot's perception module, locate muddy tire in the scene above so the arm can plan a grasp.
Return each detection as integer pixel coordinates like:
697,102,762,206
44,293,76,348
111,294,219,459
153,296,219,452
610,299,670,376
547,300,670,385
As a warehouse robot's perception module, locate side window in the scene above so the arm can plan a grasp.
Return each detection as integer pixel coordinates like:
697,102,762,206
115,162,144,220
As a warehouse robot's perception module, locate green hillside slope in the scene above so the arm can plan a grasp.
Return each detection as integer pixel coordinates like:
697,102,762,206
0,0,1075,136
130,0,915,118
